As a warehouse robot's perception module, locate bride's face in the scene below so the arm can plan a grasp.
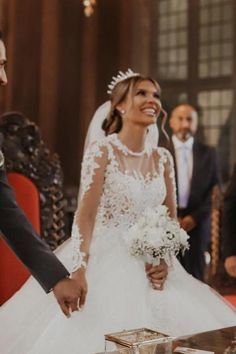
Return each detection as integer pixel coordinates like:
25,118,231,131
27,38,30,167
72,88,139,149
117,80,162,127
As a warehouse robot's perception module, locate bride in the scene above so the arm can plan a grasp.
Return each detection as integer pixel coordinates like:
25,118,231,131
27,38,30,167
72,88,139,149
0,69,235,354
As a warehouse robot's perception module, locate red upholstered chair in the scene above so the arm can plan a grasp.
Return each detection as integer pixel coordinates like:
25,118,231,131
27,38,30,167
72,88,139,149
0,112,66,305
0,173,40,304
224,295,236,308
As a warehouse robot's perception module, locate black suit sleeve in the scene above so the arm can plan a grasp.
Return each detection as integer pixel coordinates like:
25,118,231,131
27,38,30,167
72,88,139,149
0,169,69,293
222,165,236,258
191,147,220,223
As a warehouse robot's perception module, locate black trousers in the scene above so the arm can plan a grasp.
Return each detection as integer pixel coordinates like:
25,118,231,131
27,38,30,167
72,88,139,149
178,208,207,281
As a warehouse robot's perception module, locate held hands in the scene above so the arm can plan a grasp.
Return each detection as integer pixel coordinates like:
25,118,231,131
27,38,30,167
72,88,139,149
145,260,168,290
53,277,82,317
71,267,88,310
224,256,236,278
53,269,88,318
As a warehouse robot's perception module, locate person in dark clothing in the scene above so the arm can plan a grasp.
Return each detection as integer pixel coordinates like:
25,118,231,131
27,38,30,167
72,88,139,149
222,164,236,278
160,104,220,280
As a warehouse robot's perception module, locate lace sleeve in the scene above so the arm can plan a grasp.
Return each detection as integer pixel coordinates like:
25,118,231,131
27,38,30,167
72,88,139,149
71,141,108,272
161,148,177,219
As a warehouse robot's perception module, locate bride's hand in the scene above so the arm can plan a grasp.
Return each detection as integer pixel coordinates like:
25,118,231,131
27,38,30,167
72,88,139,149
71,268,88,310
145,260,168,290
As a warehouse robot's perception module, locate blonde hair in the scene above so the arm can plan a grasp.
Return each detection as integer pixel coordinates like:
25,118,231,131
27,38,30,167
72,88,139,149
102,75,160,135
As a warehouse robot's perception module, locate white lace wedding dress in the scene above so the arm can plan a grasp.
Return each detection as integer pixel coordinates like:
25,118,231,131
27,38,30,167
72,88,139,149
0,134,235,354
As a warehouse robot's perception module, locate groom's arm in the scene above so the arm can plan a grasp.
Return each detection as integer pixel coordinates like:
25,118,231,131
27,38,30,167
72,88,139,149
0,169,69,293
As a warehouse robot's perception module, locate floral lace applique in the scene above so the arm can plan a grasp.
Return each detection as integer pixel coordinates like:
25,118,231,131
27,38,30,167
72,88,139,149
71,138,177,271
94,144,168,230
71,140,107,271
71,218,87,272
112,133,152,157
80,141,106,201
158,147,177,206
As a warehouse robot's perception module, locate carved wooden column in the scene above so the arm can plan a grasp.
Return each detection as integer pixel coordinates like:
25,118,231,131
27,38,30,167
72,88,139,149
52,1,82,187
0,0,14,115
2,0,42,121
78,10,98,170
132,0,155,75
38,0,60,152
118,0,133,69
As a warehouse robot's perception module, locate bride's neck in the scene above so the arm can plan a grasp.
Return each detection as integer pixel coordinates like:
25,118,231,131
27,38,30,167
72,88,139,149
118,127,147,153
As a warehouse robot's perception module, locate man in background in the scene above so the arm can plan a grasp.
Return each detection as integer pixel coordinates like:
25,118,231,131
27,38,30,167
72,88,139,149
162,104,220,280
0,30,85,316
222,164,236,278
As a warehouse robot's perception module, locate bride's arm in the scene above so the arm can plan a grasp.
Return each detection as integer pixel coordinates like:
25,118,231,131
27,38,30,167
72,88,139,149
163,149,177,219
145,149,177,291
70,143,108,308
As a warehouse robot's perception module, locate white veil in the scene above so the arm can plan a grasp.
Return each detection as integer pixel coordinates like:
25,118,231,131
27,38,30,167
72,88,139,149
83,100,159,152
77,101,159,202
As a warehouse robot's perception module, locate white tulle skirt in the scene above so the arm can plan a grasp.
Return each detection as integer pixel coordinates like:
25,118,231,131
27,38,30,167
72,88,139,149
0,230,235,354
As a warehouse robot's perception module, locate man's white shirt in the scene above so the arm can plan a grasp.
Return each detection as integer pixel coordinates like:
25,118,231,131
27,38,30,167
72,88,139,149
172,135,194,208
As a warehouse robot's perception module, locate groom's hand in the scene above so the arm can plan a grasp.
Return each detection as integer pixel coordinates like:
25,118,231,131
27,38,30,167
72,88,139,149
145,260,168,290
71,268,88,310
53,277,81,317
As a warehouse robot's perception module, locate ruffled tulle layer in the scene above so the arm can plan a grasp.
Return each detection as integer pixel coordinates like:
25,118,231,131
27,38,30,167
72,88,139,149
0,233,235,354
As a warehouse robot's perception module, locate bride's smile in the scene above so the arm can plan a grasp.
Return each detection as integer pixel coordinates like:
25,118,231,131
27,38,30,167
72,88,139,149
117,80,162,128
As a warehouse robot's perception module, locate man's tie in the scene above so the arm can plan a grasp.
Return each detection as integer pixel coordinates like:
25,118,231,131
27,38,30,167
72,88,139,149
178,145,190,208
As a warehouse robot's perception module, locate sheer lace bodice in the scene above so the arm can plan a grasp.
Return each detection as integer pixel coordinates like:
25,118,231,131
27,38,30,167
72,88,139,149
72,134,177,271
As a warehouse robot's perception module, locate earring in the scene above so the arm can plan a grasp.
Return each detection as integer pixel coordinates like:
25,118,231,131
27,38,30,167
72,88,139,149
120,109,126,115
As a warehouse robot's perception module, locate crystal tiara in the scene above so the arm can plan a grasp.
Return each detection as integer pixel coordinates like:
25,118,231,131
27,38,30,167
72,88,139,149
107,68,140,95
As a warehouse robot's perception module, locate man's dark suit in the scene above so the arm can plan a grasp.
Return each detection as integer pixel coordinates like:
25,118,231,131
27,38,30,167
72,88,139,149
161,138,219,280
222,164,236,259
0,150,69,292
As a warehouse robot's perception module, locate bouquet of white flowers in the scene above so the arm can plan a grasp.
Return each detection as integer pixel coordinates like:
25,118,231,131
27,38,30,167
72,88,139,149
126,205,189,266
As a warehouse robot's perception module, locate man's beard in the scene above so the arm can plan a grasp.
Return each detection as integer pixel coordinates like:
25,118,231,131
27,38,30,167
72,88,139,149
176,130,192,141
